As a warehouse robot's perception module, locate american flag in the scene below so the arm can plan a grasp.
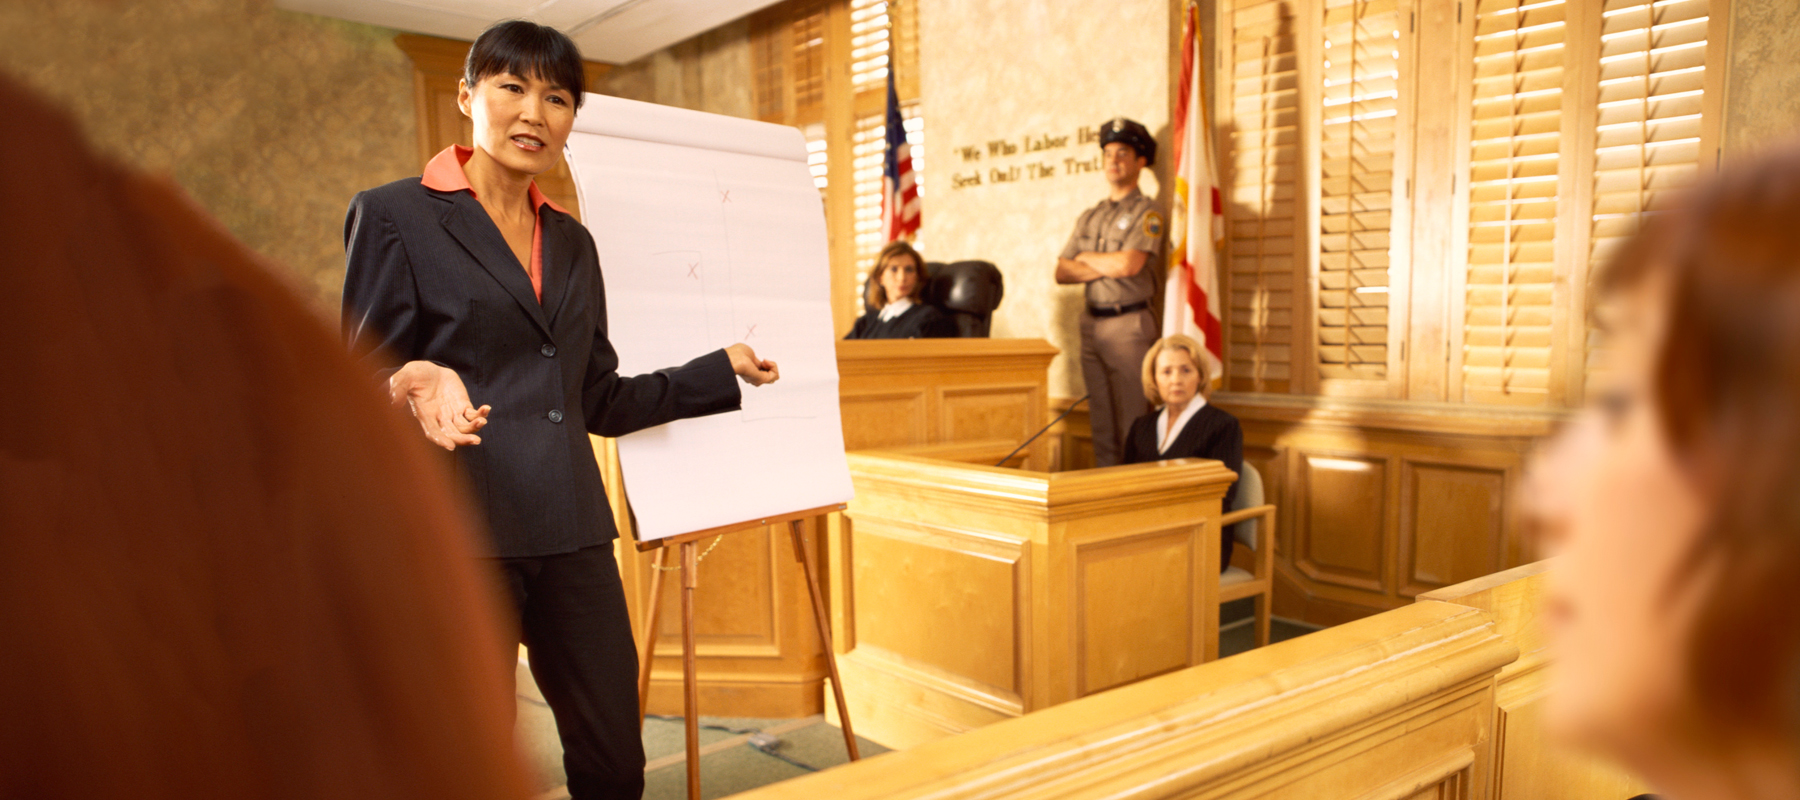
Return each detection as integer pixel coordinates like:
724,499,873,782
881,67,919,242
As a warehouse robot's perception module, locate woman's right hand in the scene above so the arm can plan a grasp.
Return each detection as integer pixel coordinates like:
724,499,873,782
388,360,490,450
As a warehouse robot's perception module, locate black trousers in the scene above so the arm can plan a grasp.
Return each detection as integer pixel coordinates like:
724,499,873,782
497,544,645,800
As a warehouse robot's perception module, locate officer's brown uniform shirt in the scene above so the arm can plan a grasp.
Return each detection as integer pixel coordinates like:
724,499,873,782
1059,187,1165,308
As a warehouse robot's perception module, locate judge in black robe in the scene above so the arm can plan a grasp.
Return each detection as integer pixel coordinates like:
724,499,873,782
845,240,956,339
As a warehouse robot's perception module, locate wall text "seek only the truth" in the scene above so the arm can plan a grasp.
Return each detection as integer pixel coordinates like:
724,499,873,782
949,125,1105,190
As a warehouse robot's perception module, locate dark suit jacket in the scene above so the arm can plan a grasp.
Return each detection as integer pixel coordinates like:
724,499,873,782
844,302,956,339
342,177,741,558
1122,403,1244,572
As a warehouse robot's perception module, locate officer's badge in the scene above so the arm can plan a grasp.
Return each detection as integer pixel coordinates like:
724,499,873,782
1144,211,1164,238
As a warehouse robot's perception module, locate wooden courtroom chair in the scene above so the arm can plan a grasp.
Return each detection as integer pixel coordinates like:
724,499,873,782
1218,461,1277,649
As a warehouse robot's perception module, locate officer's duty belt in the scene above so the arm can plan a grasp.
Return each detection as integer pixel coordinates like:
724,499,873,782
1086,301,1149,318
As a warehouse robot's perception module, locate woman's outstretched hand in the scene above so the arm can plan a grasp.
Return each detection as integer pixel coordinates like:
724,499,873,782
726,343,780,387
389,360,490,450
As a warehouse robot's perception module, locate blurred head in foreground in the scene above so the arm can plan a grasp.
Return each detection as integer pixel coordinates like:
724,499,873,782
1534,142,1800,798
0,75,529,800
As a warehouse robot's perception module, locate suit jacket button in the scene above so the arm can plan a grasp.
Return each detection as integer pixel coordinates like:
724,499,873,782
540,343,556,358
547,409,564,423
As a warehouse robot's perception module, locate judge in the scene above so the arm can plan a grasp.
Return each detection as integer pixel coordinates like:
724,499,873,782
341,20,778,800
1121,335,1243,573
845,240,956,339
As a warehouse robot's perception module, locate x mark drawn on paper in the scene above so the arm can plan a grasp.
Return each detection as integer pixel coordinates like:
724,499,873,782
687,262,700,279
719,190,732,203
744,324,757,340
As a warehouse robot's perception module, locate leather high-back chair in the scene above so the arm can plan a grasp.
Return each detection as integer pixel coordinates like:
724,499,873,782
922,260,1004,337
860,259,1006,337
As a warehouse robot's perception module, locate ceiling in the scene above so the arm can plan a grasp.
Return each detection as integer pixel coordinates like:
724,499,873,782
275,0,785,64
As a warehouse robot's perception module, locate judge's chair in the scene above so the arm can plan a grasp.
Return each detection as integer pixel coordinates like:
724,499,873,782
1218,461,1278,649
922,260,1004,337
861,259,1005,337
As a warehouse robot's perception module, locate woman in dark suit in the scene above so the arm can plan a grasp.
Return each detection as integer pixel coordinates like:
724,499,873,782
845,240,956,339
340,20,777,800
1122,334,1242,573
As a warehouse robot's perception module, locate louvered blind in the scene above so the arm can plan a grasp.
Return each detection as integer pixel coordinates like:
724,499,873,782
851,0,890,94
793,1,830,123
750,0,830,126
1461,0,1566,405
1585,0,1712,386
1315,0,1401,384
1224,0,1301,394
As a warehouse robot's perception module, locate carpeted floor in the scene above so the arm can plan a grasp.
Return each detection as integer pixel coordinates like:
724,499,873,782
518,599,1318,800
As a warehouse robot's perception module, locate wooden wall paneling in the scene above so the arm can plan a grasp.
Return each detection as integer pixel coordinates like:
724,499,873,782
938,384,1042,447
1407,0,1462,403
632,517,832,717
838,339,1059,471
839,389,930,449
1049,397,1095,472
1296,0,1324,396
1219,393,1563,624
1074,529,1200,695
1398,461,1509,598
849,519,1028,706
1561,1,1601,406
1294,450,1389,592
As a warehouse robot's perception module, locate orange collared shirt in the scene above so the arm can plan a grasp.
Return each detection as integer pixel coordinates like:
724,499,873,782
421,145,569,302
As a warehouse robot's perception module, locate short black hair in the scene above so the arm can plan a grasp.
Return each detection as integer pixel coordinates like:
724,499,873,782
464,20,587,109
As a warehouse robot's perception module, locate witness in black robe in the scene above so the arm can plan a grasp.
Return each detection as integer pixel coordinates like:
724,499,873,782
845,240,956,339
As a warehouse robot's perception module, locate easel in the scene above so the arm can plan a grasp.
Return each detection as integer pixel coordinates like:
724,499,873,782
633,504,860,799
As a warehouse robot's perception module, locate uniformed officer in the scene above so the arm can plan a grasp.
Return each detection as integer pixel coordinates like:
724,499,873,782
1056,117,1166,467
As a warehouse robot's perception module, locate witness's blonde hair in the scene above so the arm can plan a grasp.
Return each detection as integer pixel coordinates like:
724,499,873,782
1140,335,1211,406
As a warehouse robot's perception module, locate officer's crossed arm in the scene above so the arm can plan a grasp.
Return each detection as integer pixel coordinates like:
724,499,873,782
1056,249,1148,283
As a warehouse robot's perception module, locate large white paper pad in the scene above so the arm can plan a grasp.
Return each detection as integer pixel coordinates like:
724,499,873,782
566,94,854,540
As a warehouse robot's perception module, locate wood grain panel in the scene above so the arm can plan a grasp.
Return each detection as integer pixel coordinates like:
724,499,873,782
1076,531,1194,696
650,524,779,656
852,522,1024,695
1401,463,1506,596
940,385,1038,444
1296,452,1388,590
839,390,929,450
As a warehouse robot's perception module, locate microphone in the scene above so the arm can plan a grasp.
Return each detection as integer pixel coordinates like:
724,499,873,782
996,394,1090,468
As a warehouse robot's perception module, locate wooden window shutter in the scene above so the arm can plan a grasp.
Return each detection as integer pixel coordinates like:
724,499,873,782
1458,0,1567,405
1315,0,1404,390
792,0,830,125
1583,0,1719,389
850,0,891,96
1223,0,1302,394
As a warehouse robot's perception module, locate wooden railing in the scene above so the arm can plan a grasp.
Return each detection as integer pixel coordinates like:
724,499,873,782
736,560,1647,799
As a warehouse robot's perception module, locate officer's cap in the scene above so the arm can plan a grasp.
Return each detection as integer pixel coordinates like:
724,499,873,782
1099,117,1156,166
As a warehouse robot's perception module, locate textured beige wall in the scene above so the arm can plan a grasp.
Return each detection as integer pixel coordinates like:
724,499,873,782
0,0,417,313
1724,0,1800,158
598,19,754,117
919,0,1173,397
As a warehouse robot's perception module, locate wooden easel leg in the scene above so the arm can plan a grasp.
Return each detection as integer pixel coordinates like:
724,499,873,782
638,545,669,728
789,519,861,761
680,541,701,800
